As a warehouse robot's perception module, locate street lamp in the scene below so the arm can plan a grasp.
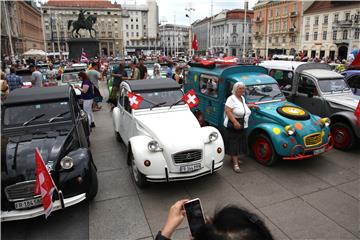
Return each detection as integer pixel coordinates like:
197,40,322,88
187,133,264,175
185,7,195,56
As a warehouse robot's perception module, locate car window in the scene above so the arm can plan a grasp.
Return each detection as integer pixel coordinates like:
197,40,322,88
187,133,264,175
318,78,350,93
62,73,79,83
119,87,131,113
269,69,293,91
135,89,185,109
347,75,360,95
199,74,219,98
246,83,283,102
3,101,71,126
298,76,318,96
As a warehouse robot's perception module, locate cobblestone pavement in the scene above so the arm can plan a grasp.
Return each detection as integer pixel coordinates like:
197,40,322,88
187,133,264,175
2,81,360,240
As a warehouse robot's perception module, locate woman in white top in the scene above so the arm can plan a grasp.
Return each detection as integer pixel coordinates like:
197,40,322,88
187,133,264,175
224,82,258,173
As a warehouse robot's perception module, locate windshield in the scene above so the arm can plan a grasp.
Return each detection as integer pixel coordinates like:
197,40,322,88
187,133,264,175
136,89,185,109
62,73,80,83
3,101,71,126
246,83,284,102
318,78,350,93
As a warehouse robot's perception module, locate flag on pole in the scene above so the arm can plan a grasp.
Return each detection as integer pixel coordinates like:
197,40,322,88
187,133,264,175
80,49,89,63
192,34,199,51
127,92,143,110
182,89,199,109
34,148,57,218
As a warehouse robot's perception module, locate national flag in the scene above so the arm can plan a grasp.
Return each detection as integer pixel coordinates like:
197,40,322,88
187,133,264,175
80,50,89,63
350,50,360,68
182,89,199,109
355,100,360,124
34,148,57,218
192,34,199,51
127,92,143,110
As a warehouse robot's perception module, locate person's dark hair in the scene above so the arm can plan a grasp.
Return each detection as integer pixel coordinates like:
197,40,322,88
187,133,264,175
91,62,97,68
10,67,16,74
78,71,89,80
167,62,173,67
194,206,273,240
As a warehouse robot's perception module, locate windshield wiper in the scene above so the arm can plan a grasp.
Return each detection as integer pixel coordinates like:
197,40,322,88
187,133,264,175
150,101,166,110
258,94,271,102
169,97,183,109
272,92,283,99
23,114,46,126
48,111,70,123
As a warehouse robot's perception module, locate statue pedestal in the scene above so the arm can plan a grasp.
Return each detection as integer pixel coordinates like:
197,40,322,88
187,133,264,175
67,38,99,60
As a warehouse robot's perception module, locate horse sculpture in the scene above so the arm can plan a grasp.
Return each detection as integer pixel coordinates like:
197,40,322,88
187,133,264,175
67,15,97,38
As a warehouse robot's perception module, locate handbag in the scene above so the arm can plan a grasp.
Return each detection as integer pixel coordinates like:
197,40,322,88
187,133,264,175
227,117,245,130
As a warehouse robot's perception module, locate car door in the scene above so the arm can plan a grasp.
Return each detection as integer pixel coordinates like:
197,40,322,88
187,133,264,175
118,86,134,145
70,91,88,147
293,75,324,116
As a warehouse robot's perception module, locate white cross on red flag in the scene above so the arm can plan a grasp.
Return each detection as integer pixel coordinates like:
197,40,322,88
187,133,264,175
182,89,199,109
34,148,57,219
128,92,143,110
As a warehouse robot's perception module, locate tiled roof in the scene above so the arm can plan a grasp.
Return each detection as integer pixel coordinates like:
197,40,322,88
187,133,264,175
304,1,358,14
227,9,254,20
44,0,121,9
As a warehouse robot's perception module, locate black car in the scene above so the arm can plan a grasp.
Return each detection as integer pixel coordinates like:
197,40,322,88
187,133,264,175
1,86,97,221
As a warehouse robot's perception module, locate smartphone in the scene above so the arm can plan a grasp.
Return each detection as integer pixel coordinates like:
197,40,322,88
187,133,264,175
184,198,206,237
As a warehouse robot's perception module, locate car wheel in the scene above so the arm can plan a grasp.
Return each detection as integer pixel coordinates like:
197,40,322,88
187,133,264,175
86,163,98,200
130,152,147,188
251,134,278,166
115,131,123,143
330,122,355,150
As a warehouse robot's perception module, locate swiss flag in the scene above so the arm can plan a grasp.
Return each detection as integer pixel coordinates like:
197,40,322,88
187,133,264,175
34,148,57,218
355,100,360,124
183,89,199,109
128,92,143,110
192,34,199,51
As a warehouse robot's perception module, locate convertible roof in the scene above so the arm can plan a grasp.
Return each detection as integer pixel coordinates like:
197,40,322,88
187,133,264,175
124,79,181,92
3,86,70,106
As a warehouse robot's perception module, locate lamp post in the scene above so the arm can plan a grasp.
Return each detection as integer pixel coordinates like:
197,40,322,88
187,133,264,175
160,18,167,56
185,7,195,56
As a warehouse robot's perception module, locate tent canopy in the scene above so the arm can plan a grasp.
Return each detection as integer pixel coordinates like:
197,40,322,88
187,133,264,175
23,49,47,56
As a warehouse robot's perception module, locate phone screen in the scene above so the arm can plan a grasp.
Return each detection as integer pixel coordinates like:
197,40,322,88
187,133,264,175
184,198,205,236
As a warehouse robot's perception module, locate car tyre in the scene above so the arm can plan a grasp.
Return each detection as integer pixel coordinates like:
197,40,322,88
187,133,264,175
130,152,147,188
115,131,123,143
330,122,355,150
251,134,278,166
86,163,98,200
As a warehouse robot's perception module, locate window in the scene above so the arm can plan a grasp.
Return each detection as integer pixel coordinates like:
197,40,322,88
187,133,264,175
268,22,272,33
282,36,286,43
268,69,293,91
334,13,339,22
345,12,350,21
355,28,360,39
269,9,273,17
131,18,133,22
314,16,319,25
131,25,133,29
136,25,138,29
136,32,139,37
314,32,318,41
136,18,138,22
126,24,128,30
126,32,129,37
324,15,328,24
333,30,337,40
306,17,310,26
343,30,348,39
232,25,236,33
323,31,327,40
293,2,297,11
275,36,279,43
108,32,112,38
269,36,272,43
298,76,318,96
276,8,280,17
291,35,296,43
144,25,146,29
199,75,219,98
305,32,309,41
131,32,134,37
275,21,280,32
283,7,287,16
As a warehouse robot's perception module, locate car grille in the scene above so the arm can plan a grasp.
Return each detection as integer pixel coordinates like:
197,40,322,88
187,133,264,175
5,180,39,202
173,150,202,164
304,133,322,147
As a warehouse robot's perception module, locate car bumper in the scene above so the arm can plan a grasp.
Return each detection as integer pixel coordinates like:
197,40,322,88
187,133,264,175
146,160,223,182
1,193,86,222
282,136,333,160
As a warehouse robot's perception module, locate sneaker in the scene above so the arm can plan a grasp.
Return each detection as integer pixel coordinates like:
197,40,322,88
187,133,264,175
90,122,96,128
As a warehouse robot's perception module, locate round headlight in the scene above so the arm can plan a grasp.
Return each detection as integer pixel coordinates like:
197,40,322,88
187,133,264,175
321,118,331,127
148,140,162,152
209,132,219,142
60,156,74,170
284,125,295,136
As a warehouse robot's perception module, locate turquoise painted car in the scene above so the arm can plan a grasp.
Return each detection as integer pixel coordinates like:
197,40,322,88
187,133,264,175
184,63,333,166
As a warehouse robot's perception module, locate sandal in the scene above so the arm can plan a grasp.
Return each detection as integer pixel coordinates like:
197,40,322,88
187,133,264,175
233,163,242,173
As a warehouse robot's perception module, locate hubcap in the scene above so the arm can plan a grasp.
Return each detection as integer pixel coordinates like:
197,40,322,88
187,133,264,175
331,126,350,149
254,138,272,163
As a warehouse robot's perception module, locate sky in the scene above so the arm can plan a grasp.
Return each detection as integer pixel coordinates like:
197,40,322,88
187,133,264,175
113,0,258,26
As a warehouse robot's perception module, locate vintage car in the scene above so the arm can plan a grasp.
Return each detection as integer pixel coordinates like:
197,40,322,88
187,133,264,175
112,79,224,187
1,86,97,221
341,70,360,96
184,63,332,166
260,61,360,150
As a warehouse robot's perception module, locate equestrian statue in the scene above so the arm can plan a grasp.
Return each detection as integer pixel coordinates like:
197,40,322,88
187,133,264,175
68,10,97,38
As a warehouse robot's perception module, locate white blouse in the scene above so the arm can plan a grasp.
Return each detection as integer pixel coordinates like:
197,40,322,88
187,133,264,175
224,95,251,128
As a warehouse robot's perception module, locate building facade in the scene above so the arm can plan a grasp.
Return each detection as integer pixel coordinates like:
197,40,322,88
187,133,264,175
42,0,123,58
1,0,44,58
192,17,211,54
159,24,189,56
252,0,303,58
301,1,360,61
122,0,159,55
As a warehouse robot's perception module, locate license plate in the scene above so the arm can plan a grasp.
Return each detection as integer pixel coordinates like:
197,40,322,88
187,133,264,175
180,163,201,173
314,147,325,155
14,198,42,210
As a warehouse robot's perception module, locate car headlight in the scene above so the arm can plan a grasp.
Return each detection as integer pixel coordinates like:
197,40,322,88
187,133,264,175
320,118,330,127
148,140,163,152
60,156,74,170
284,125,296,136
209,132,219,142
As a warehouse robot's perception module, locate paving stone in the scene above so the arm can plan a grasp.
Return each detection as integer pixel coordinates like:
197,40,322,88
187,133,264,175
217,155,259,178
302,187,360,237
171,227,191,239
95,168,137,202
337,179,360,200
226,170,295,208
92,148,127,172
322,148,360,174
260,198,355,239
89,196,151,240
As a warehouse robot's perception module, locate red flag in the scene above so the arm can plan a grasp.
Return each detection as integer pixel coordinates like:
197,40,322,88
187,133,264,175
192,34,199,51
355,100,360,124
182,89,199,109
127,92,143,110
34,148,57,218
350,50,360,68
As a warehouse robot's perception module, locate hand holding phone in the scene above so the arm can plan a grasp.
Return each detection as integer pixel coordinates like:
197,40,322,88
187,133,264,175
184,198,206,237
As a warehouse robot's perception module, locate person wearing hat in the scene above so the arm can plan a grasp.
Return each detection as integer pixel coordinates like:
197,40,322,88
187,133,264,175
30,65,43,87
